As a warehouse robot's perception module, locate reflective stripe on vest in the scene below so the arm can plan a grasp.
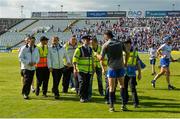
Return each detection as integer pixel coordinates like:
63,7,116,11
36,57,48,67
127,51,138,66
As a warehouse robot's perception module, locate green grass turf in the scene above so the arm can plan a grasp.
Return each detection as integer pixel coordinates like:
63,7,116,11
0,52,180,118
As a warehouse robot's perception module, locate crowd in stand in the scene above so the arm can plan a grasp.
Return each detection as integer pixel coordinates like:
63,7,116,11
71,17,180,51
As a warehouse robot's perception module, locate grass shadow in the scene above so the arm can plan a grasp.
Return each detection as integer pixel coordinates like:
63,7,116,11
139,95,177,101
29,93,106,104
0,80,8,82
155,88,180,91
170,75,180,77
132,109,180,113
140,101,180,108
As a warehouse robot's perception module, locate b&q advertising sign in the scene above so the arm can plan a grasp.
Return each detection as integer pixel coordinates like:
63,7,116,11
127,11,144,18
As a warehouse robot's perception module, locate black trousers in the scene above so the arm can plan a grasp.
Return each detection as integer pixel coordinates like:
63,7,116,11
124,75,139,105
94,67,103,95
78,72,91,100
36,67,50,95
62,66,73,93
74,73,79,94
52,68,63,96
22,69,35,96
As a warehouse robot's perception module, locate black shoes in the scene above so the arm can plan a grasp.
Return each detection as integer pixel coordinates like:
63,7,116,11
43,94,48,97
134,104,139,108
151,80,156,88
121,105,128,111
168,85,175,90
35,88,40,96
55,95,60,99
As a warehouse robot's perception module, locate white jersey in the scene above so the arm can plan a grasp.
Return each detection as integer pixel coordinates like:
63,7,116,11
159,43,172,59
149,47,157,59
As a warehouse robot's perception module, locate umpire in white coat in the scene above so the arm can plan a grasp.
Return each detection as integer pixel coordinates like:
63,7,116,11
19,36,40,99
48,36,71,99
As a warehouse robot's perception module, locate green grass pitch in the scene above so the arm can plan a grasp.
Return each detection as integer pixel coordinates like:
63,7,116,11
0,52,180,118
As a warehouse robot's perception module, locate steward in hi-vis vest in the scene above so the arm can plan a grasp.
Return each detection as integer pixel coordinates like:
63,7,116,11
73,35,94,103
62,35,79,94
35,36,50,97
89,37,104,99
124,39,142,108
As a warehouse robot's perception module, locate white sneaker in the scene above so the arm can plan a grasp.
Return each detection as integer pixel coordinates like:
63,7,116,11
109,107,115,112
31,88,35,93
23,94,29,99
71,88,76,91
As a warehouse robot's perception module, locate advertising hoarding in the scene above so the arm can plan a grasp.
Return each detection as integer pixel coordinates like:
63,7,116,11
146,11,167,17
127,11,144,17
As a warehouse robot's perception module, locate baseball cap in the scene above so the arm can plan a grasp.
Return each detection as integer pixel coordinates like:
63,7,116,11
81,35,91,40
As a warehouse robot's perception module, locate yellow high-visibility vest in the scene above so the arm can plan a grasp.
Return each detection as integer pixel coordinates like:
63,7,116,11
73,46,93,73
93,45,101,68
102,56,108,71
127,50,138,66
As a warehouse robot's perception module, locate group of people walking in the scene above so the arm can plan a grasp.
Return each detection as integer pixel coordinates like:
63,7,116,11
18,30,177,112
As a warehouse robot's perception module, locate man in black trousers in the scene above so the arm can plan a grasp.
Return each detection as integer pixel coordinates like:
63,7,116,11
35,36,50,97
19,37,40,99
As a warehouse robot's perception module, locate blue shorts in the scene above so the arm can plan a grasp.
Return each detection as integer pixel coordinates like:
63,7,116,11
107,68,125,78
160,58,170,68
150,59,156,65
126,66,136,77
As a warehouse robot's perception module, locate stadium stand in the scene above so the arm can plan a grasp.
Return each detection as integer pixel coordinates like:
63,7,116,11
8,19,38,32
0,32,27,47
0,19,76,50
0,17,179,52
23,20,75,32
0,19,22,34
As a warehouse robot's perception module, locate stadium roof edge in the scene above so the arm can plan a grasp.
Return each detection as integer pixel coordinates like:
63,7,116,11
0,18,124,20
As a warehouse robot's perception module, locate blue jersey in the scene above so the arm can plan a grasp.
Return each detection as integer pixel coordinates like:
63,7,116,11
159,43,172,59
